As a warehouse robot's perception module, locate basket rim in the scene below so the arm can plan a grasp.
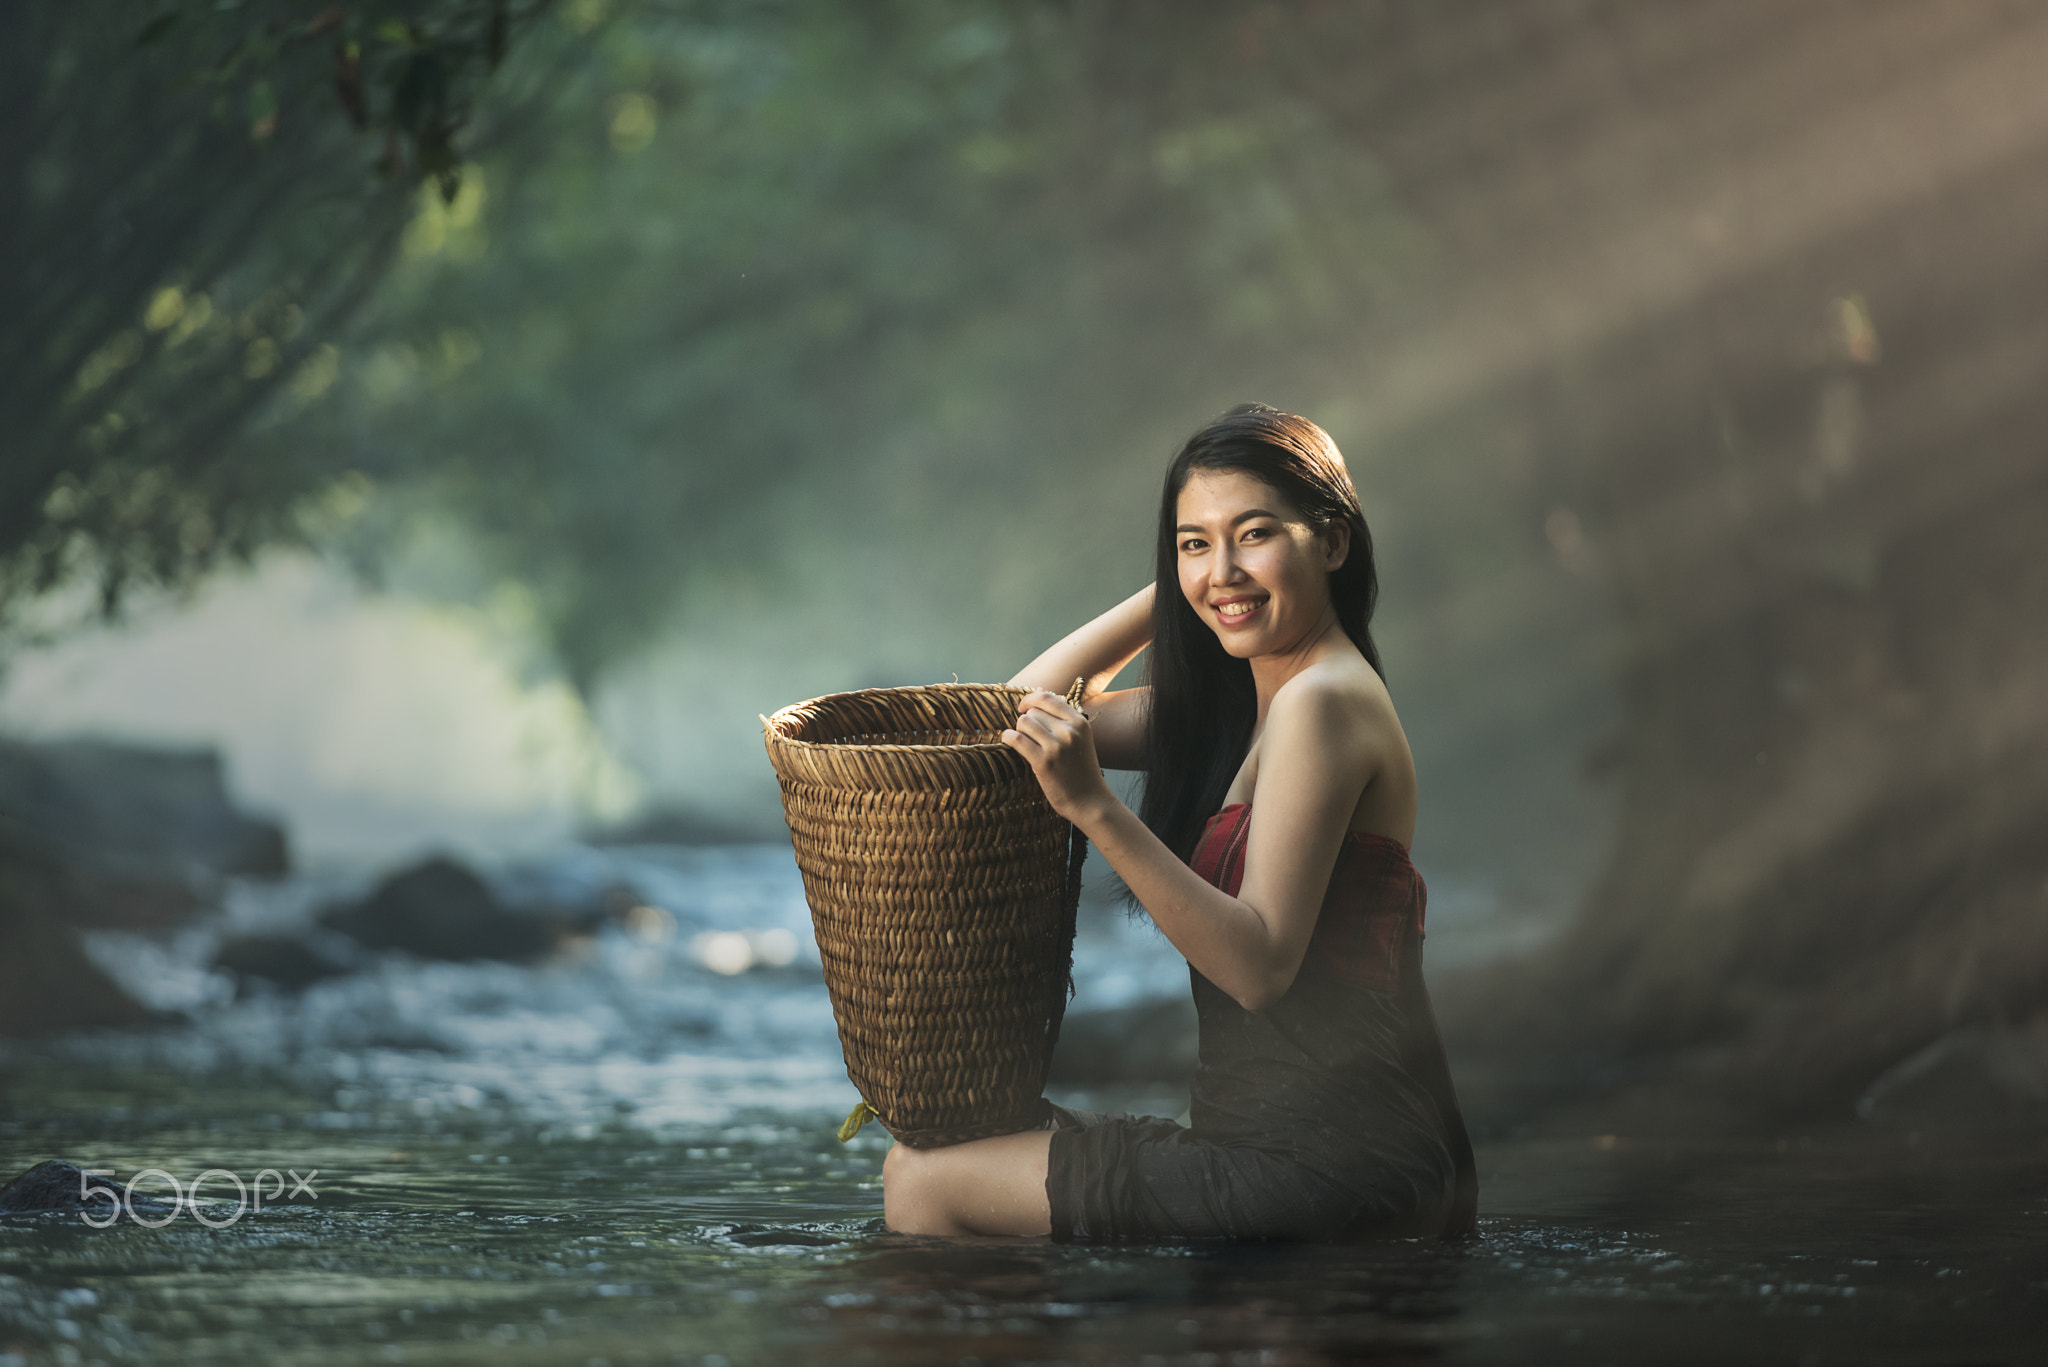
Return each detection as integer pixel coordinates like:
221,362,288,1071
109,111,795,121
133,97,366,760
761,682,1027,758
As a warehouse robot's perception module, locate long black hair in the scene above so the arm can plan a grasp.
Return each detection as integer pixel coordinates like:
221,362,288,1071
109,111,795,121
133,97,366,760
1138,403,1383,866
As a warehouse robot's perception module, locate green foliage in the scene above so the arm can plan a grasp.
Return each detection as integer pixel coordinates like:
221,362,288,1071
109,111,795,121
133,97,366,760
0,0,556,641
13,0,1504,699
130,0,541,197
280,0,1433,688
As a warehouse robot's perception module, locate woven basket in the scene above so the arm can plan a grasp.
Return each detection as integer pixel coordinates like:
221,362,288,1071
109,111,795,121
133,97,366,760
762,682,1086,1148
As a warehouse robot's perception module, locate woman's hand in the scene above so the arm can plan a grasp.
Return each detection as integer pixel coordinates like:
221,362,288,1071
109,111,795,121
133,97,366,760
1001,691,1115,826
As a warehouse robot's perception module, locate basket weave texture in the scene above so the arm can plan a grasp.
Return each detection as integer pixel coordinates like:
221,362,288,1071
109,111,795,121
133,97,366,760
762,683,1085,1148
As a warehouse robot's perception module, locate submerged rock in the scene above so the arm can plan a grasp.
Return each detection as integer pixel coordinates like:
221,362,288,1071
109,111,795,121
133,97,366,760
0,903,156,1037
0,1159,168,1216
0,814,156,1035
319,855,565,962
0,1160,109,1214
1857,1021,2048,1129
0,739,287,930
220,853,646,990
1047,996,1199,1086
487,858,645,935
212,931,365,993
0,741,292,1034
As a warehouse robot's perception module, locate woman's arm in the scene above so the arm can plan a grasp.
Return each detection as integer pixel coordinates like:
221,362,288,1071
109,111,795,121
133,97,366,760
1003,672,1381,1011
1007,584,1153,770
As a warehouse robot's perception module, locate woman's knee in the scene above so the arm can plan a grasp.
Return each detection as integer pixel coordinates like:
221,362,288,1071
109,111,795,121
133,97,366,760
882,1143,954,1234
882,1140,927,1188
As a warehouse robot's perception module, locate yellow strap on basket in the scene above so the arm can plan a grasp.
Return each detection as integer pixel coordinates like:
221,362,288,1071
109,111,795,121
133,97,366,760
836,1100,877,1143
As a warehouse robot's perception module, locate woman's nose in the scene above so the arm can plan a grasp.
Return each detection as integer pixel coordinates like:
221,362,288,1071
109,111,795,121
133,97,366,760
1212,547,1246,584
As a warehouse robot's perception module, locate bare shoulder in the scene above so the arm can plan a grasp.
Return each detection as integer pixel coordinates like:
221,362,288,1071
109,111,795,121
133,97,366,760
1268,654,1396,739
1266,655,1416,839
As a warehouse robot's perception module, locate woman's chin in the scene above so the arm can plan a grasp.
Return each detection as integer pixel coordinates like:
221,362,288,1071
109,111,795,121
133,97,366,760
1210,629,1265,659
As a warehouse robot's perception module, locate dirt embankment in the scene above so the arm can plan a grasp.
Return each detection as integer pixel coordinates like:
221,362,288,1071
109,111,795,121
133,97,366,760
1513,164,2048,1117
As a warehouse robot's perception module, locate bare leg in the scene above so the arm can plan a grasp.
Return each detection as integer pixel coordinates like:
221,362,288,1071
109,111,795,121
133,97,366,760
882,1128,1054,1236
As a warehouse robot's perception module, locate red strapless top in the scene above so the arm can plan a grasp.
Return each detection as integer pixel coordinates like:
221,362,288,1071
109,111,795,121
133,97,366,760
1188,803,1426,995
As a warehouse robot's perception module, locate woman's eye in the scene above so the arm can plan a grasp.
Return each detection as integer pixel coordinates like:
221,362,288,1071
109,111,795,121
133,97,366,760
1242,527,1269,541
1179,539,1205,553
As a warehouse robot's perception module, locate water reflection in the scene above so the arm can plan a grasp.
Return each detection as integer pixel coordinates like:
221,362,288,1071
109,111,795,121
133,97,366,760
2,843,2045,1364
814,1236,1466,1365
6,1102,2047,1364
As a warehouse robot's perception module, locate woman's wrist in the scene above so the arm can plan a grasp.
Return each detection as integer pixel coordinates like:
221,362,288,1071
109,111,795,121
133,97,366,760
1065,784,1127,840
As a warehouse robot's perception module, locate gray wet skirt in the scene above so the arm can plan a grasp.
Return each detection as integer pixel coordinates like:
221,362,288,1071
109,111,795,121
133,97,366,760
1043,809,1477,1244
1042,1106,1456,1243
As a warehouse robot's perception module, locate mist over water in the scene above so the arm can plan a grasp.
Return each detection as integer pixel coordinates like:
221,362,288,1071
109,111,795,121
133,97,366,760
0,555,636,864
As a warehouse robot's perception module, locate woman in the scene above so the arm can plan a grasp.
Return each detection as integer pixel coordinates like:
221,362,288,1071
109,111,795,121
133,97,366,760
883,403,1477,1241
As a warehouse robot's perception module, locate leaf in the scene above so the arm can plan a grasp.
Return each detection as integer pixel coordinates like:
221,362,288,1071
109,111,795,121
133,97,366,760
134,11,181,47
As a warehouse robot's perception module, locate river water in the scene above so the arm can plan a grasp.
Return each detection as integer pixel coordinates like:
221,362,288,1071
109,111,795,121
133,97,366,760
2,844,2043,1365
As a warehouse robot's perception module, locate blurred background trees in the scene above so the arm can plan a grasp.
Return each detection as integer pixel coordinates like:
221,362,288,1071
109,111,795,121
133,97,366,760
0,0,558,640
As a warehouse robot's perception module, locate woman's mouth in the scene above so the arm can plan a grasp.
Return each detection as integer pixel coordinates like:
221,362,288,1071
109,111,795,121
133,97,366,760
1213,597,1266,627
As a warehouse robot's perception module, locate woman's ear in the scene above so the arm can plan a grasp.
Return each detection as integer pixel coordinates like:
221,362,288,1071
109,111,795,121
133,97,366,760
1321,519,1351,572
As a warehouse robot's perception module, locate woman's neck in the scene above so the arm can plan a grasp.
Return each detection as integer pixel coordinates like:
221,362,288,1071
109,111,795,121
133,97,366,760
1248,606,1346,719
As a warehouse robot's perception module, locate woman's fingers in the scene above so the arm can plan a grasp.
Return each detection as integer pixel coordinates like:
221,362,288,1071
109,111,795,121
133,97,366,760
1006,691,1107,823
1018,690,1084,722
1011,712,1064,753
1017,696,1085,745
1012,693,1091,756
1002,715,1060,756
1004,708,1080,778
1025,708,1084,751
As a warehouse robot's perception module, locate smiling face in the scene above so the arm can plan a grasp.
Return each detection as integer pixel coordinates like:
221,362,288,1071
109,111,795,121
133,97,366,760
1174,467,1349,660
